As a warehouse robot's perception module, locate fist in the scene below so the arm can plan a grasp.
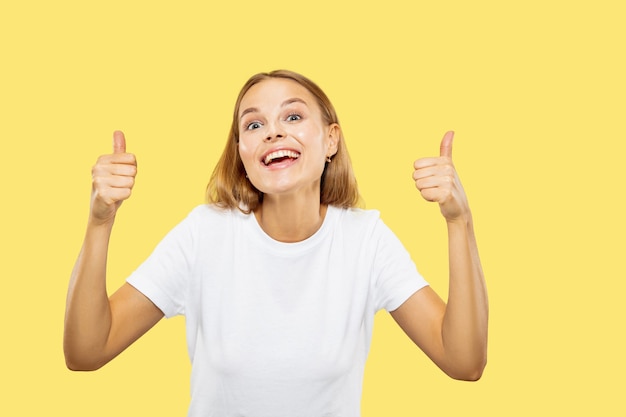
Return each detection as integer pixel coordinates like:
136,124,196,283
90,131,137,224
413,131,469,222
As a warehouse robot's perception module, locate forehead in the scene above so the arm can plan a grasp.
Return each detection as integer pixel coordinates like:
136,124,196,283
238,78,317,116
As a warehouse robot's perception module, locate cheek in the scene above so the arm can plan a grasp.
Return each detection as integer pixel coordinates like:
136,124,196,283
238,141,255,168
292,125,327,150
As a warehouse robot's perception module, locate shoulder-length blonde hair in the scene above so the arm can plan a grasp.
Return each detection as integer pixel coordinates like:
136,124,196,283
207,69,360,213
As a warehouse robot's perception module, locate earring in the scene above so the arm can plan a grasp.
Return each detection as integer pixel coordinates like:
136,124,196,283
326,156,332,163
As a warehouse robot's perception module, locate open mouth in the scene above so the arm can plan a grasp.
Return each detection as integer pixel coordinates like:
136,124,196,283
262,149,301,166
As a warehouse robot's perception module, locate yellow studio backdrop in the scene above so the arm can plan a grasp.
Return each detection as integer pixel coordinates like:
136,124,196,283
1,1,624,415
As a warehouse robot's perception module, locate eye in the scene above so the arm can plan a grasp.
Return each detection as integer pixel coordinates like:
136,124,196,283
246,121,263,130
286,113,302,122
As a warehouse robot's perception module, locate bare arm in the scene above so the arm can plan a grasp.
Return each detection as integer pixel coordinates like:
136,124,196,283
391,131,488,381
64,131,163,371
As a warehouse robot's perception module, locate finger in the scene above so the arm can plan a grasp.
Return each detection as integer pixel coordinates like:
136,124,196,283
439,130,454,158
413,165,439,180
113,130,126,154
420,188,440,203
110,163,137,177
424,188,455,205
415,174,453,191
101,153,136,165
109,175,135,189
413,157,440,170
92,154,137,180
92,172,135,190
97,187,133,205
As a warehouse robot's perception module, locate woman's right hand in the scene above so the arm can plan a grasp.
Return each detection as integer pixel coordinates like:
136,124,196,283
90,130,137,225
65,130,162,371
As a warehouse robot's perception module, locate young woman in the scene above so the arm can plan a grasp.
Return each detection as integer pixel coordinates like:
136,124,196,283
64,70,488,416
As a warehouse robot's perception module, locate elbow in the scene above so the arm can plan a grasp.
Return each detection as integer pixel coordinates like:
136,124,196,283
65,356,106,372
64,353,104,372
65,359,98,372
64,344,107,372
63,331,111,371
450,366,485,382
444,356,487,382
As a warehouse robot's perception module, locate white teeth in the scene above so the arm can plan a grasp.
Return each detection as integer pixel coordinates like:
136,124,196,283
263,150,300,165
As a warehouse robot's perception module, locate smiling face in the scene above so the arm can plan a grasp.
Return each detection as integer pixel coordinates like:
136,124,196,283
237,78,339,199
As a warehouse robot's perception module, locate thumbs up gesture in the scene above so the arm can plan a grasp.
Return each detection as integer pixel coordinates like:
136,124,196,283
413,131,470,222
89,131,138,225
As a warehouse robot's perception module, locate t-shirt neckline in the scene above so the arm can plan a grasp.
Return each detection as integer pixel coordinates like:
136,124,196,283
246,205,338,256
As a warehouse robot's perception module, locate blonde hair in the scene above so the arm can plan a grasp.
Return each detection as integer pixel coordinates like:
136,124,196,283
207,70,360,213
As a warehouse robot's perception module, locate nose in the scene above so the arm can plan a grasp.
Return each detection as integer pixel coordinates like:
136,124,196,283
265,120,285,142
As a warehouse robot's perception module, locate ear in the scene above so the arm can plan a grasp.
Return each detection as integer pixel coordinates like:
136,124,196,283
326,123,340,157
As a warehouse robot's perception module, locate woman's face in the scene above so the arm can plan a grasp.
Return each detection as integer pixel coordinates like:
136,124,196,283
237,78,338,199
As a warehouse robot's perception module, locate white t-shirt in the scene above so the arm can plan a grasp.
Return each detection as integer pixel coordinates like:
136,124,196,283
127,204,428,417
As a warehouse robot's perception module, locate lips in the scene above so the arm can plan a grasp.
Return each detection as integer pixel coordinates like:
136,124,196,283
261,149,301,166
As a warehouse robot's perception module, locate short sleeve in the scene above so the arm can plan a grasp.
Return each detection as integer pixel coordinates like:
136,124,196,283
371,219,429,312
126,210,197,318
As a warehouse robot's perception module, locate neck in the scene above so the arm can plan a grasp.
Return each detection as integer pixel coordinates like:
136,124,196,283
255,194,327,243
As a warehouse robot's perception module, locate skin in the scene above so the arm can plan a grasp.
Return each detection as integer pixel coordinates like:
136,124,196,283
64,80,488,381
64,131,163,370
237,79,339,242
392,131,488,380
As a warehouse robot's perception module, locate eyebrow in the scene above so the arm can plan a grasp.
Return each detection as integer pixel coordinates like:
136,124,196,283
239,98,308,121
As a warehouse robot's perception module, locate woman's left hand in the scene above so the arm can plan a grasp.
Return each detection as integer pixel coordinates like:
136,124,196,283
413,131,470,222
398,131,488,381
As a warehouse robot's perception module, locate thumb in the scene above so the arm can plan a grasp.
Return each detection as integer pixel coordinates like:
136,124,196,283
113,130,126,154
440,130,454,158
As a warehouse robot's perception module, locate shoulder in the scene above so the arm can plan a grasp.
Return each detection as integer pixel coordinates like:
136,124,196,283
185,204,242,222
330,206,380,222
330,205,405,245
171,204,244,236
328,205,384,237
188,203,233,216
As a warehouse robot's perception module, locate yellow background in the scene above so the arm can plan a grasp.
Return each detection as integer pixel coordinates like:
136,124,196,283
1,1,624,415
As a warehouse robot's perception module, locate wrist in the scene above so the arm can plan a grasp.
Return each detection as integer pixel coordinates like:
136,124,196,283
446,212,472,228
87,214,116,230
